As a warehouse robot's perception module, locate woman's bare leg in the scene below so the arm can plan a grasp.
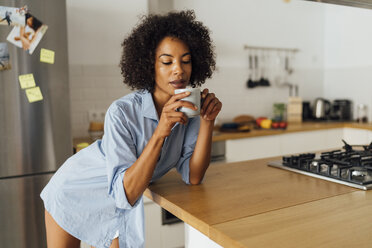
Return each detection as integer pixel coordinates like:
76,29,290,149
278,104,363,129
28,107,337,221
110,238,119,248
109,238,119,248
44,210,80,248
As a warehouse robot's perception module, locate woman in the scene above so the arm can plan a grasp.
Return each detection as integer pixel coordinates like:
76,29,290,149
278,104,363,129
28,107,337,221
41,10,221,248
14,13,43,50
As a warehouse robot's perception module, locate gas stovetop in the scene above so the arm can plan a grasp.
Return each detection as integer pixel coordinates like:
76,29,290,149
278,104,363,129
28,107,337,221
268,140,372,190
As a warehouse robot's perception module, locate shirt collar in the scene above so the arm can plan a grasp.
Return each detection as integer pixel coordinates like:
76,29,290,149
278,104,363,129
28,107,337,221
142,90,159,121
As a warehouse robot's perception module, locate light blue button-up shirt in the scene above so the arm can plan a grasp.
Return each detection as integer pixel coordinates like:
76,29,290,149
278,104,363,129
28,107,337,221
41,90,200,248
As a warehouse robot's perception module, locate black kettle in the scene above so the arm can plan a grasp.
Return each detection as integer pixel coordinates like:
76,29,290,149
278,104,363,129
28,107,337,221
313,98,331,120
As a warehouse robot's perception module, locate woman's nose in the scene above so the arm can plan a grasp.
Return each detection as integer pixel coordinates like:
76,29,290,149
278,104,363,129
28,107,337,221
172,61,184,75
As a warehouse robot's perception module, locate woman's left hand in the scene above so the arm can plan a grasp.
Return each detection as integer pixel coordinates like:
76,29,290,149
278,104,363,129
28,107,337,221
200,88,222,121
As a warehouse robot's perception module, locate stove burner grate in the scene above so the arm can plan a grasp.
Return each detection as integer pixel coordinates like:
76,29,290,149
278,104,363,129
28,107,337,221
277,140,372,188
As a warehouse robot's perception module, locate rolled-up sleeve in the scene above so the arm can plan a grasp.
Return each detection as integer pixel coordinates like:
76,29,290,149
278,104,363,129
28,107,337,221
103,103,140,209
176,116,200,184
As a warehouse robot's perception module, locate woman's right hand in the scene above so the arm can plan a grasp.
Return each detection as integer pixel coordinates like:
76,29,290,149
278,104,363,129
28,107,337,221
155,92,198,139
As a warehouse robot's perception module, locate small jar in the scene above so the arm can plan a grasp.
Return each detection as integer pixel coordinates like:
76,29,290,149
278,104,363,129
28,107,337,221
273,103,286,122
356,104,368,123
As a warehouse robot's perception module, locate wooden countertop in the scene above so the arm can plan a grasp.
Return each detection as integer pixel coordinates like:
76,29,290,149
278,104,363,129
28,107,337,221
144,157,372,247
73,122,372,146
212,122,372,142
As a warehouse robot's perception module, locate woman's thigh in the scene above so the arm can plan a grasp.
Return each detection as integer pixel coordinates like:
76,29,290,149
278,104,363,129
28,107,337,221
109,238,119,248
44,210,80,248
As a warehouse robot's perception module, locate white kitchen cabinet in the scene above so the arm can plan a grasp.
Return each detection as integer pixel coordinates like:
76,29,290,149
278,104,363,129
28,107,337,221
185,224,222,248
226,135,282,162
280,129,343,155
324,128,347,148
144,196,162,248
343,128,372,145
144,195,185,248
160,222,185,248
225,128,358,162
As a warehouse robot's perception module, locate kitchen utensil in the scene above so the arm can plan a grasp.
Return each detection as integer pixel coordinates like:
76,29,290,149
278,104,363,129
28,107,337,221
259,50,270,86
246,53,255,88
285,53,293,75
313,98,331,120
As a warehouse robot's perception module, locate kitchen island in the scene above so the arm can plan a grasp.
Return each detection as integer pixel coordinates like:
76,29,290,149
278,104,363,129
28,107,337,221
144,156,372,248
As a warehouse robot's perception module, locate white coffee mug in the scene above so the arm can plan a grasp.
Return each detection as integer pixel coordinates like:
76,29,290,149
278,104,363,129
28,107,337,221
174,88,201,118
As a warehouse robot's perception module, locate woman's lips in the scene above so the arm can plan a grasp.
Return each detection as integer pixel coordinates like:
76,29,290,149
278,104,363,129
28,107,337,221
170,79,186,89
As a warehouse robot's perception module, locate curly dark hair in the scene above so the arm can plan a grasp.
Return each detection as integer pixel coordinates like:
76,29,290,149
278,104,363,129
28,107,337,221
120,10,216,92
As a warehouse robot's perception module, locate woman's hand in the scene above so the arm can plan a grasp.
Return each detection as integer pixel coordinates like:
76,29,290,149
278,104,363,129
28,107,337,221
155,92,198,139
20,38,31,50
200,89,222,121
18,26,31,50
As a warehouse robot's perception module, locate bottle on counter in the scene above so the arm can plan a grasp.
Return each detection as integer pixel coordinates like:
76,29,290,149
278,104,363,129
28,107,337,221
356,104,368,123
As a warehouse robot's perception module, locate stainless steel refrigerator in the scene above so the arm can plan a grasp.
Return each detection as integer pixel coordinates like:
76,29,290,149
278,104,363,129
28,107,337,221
0,0,71,247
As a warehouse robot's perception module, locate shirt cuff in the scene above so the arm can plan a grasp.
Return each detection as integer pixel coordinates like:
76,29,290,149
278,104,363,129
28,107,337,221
179,157,191,185
111,170,141,209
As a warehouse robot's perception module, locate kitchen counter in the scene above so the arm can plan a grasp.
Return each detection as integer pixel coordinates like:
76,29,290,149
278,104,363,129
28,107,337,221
144,156,372,247
73,122,372,147
212,121,372,142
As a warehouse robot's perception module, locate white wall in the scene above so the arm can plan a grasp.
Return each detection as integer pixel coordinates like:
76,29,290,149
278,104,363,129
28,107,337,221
67,0,148,65
66,0,372,137
66,0,147,137
323,4,372,121
173,0,326,122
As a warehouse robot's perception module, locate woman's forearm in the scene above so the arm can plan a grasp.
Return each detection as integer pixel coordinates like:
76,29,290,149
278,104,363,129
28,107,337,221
189,119,214,184
29,29,41,44
123,130,165,206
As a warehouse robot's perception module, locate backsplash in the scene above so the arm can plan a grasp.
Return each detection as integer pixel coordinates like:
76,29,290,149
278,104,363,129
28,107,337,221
69,64,131,138
323,66,372,120
69,64,323,138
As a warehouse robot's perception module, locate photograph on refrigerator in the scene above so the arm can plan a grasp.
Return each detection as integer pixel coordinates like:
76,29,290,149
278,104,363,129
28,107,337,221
0,6,26,26
0,42,11,71
6,13,48,54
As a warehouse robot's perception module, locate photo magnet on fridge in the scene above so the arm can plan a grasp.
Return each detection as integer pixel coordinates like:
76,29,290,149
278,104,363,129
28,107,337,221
0,6,26,26
0,43,11,71
6,13,48,55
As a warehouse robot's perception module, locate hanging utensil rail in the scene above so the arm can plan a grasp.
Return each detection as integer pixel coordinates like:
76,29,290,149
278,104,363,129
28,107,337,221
243,45,299,53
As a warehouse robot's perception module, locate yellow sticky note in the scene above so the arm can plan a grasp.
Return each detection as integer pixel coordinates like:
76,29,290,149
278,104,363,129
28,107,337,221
25,87,43,103
19,74,36,89
40,48,55,64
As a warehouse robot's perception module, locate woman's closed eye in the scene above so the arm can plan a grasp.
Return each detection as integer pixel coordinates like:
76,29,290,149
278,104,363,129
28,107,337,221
161,60,191,65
